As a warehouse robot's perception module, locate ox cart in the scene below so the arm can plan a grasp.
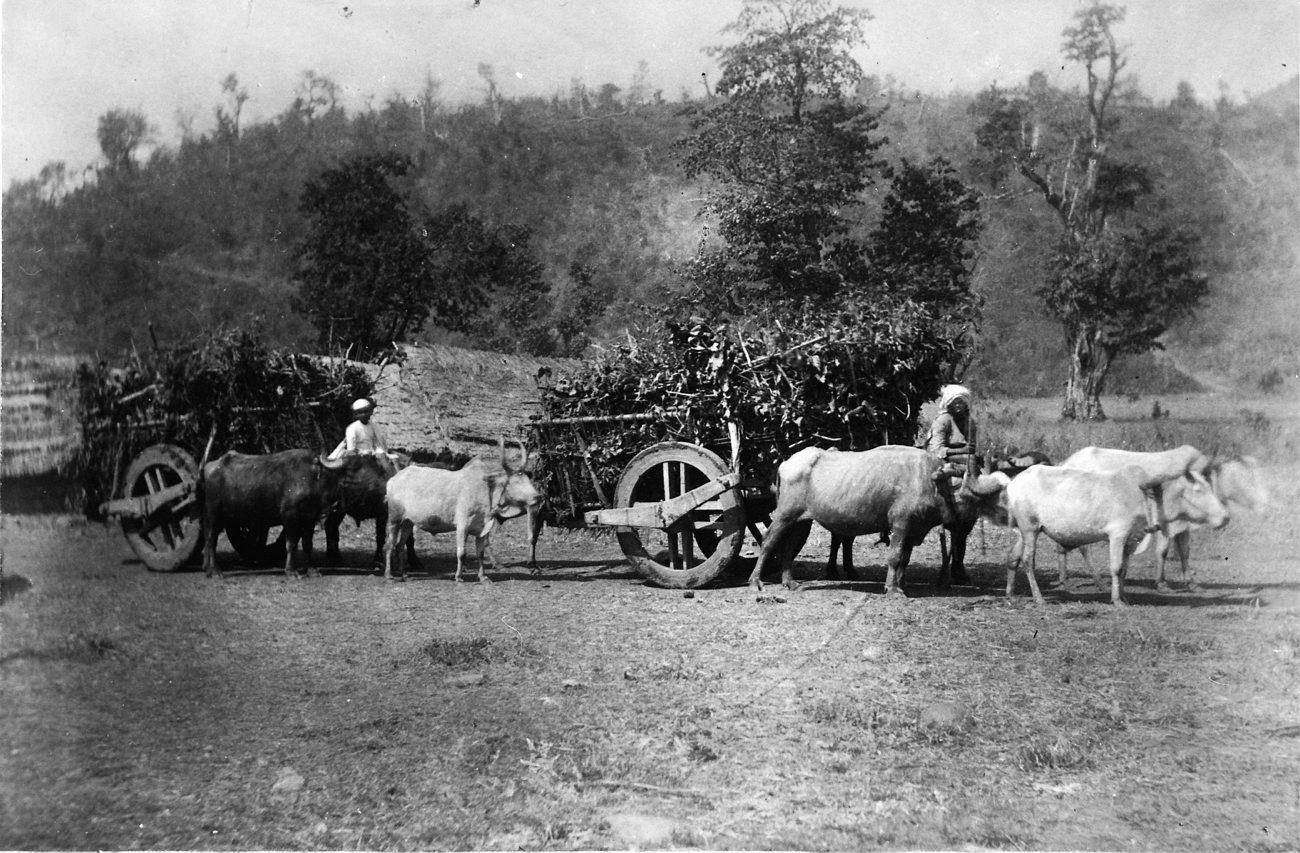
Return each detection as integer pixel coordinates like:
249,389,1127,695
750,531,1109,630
527,410,776,589
76,335,371,572
523,321,942,589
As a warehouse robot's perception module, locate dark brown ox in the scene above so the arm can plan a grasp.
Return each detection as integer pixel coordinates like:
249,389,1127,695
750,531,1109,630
322,451,418,571
201,449,345,579
384,443,544,582
748,445,1006,595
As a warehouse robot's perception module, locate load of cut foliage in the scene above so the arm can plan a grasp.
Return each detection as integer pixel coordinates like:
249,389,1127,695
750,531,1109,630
533,302,965,523
71,328,372,517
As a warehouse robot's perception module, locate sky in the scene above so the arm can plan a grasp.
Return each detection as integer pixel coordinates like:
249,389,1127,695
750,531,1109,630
2,0,1296,188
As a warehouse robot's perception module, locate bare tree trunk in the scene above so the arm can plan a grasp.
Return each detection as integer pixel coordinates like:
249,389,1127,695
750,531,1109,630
1061,330,1111,421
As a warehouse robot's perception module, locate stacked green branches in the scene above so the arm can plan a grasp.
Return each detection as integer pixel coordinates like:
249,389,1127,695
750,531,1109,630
534,305,963,523
71,328,372,516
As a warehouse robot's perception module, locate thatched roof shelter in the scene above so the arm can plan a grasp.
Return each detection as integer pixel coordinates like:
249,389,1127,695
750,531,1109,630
357,344,579,459
2,355,81,479
1,343,579,482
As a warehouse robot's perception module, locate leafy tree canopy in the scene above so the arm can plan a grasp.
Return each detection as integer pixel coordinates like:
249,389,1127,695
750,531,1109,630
678,0,890,310
971,0,1210,418
291,153,449,359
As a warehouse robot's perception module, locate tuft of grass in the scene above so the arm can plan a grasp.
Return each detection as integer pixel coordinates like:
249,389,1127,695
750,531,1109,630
809,696,880,730
419,636,539,668
1016,733,1093,771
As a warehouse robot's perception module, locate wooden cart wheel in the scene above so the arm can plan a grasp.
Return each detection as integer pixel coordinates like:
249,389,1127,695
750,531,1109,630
613,442,746,589
120,444,202,572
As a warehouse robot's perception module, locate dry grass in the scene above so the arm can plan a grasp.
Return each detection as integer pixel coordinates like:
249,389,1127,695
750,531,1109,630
3,394,1299,850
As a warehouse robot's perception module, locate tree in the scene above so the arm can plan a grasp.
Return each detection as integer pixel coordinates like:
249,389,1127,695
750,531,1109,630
216,73,250,141
676,0,886,311
420,203,551,354
972,1,1209,419
291,153,478,358
292,70,340,131
1043,226,1208,407
97,108,153,174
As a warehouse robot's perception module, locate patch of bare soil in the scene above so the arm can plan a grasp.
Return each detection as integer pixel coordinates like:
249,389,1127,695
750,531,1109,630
2,508,1298,850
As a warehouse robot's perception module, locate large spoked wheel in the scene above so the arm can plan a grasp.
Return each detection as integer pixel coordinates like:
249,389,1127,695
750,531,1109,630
614,442,746,589
120,444,202,572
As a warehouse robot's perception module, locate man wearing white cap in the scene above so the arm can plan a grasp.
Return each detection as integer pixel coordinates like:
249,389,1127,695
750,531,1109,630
926,384,975,471
329,398,388,460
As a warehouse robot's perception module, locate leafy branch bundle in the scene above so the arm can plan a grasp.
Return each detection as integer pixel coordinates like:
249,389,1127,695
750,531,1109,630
533,304,963,523
72,329,372,516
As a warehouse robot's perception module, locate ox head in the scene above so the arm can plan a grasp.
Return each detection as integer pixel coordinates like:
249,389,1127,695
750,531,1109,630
1178,470,1230,530
930,464,1008,525
988,446,1052,477
485,437,544,522
959,469,1011,523
1211,456,1270,513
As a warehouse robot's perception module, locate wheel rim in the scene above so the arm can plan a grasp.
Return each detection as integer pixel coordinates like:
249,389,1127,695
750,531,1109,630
120,444,202,572
613,442,745,588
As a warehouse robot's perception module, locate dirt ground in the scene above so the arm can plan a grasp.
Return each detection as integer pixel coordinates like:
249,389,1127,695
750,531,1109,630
3,504,1299,850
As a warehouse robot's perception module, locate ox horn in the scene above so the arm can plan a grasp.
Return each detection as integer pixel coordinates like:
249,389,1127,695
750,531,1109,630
319,452,345,470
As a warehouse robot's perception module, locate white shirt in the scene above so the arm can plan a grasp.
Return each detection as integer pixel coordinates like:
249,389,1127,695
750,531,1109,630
329,418,386,459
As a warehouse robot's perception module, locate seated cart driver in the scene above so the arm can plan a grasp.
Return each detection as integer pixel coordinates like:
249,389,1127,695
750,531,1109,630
329,398,388,460
925,384,975,476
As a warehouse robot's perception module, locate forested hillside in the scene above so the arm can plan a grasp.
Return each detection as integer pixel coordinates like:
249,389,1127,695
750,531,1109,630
3,66,1296,396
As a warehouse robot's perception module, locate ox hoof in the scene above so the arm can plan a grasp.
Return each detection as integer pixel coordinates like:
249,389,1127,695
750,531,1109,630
1156,582,1173,593
1187,582,1203,593
1112,598,1130,608
884,586,908,599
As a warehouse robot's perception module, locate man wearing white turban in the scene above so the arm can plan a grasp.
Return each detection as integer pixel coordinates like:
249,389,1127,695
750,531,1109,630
926,384,974,469
329,397,388,460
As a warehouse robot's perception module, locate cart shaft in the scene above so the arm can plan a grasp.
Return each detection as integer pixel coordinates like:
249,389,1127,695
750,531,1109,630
584,472,738,529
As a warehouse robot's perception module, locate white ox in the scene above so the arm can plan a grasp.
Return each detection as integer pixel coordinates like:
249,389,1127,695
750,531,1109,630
383,443,544,582
1061,444,1209,519
747,445,1006,595
1056,444,1212,585
1154,455,1269,590
1002,464,1228,606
